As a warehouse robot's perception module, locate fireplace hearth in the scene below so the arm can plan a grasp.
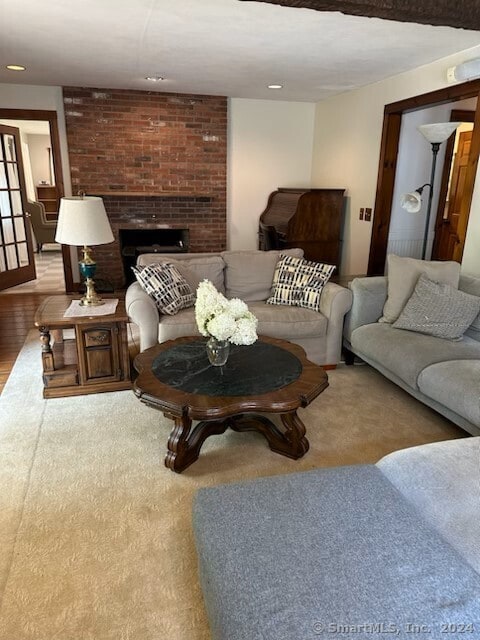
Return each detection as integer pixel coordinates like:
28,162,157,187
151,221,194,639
120,228,190,285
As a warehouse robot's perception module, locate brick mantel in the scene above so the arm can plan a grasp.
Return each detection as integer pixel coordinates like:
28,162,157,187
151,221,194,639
63,86,227,287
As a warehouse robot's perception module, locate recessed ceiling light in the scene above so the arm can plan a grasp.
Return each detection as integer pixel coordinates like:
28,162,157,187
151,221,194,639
268,84,283,89
145,76,164,82
6,64,26,72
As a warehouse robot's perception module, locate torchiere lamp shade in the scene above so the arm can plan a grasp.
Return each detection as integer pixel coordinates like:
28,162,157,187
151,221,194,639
417,122,462,144
55,196,114,246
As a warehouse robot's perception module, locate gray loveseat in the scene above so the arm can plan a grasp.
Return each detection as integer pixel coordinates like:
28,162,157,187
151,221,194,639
126,250,352,367
193,437,480,639
343,274,480,436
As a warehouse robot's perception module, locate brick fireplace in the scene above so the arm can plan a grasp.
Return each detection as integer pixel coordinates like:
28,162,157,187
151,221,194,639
63,87,227,288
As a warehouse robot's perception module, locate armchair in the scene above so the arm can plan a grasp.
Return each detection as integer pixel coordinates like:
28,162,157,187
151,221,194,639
26,200,57,252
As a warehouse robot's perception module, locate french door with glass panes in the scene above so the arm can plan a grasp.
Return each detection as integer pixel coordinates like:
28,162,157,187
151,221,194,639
0,125,36,290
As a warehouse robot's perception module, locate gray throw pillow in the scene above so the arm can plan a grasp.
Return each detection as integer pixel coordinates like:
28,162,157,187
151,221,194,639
393,274,480,340
380,254,461,323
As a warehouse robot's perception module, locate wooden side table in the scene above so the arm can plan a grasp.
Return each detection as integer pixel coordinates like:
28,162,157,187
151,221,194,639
34,295,131,398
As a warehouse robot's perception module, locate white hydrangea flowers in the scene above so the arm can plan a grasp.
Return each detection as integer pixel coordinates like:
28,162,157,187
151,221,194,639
195,280,258,345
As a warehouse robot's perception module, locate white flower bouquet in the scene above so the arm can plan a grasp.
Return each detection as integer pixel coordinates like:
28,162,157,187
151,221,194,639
195,280,258,345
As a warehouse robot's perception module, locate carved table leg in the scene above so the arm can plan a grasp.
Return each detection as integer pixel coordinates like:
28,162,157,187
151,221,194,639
230,411,309,460
279,411,310,458
38,326,54,372
164,413,230,473
164,410,310,473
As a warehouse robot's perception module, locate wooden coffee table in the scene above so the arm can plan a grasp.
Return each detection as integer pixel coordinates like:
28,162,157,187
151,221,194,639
133,335,328,473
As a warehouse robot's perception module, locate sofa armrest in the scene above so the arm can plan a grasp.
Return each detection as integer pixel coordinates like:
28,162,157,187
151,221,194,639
125,282,159,352
343,276,387,344
319,282,353,365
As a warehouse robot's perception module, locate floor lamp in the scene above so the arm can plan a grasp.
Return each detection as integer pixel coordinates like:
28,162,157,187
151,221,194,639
401,122,461,260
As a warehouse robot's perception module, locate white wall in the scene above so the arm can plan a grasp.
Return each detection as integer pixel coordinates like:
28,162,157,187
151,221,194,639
27,134,52,186
311,45,480,276
228,98,315,250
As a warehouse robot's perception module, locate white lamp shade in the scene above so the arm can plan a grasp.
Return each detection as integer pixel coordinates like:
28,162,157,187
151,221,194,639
400,191,423,213
55,196,114,246
417,122,461,144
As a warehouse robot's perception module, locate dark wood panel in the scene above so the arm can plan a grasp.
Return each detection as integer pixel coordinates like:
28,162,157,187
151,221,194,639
260,188,345,268
241,0,480,30
367,113,402,275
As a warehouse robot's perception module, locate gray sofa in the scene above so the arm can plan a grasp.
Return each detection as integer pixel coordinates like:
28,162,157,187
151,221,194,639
193,437,480,639
343,274,480,436
126,250,353,367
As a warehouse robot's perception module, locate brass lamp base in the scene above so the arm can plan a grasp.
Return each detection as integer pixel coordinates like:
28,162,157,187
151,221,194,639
79,277,104,306
79,246,104,306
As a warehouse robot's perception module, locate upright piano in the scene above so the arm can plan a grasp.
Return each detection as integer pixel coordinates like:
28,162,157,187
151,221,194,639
258,188,345,269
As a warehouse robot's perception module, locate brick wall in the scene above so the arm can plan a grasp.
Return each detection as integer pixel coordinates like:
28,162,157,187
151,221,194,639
62,87,227,287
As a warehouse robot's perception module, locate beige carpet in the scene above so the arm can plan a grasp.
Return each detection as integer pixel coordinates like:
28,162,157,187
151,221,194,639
0,332,464,640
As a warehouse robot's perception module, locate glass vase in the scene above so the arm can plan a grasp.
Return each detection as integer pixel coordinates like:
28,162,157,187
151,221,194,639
206,337,230,366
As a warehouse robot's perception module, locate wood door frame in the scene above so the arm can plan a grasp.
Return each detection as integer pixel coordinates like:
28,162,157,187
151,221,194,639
368,81,480,275
431,109,475,260
0,108,73,291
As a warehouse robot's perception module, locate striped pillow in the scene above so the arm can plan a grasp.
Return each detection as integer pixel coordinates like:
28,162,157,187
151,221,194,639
267,254,335,312
132,263,194,315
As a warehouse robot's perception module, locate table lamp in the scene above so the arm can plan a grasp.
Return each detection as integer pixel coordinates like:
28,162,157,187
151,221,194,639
55,195,114,306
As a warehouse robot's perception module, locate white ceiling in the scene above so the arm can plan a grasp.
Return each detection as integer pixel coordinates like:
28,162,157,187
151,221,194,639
1,0,480,102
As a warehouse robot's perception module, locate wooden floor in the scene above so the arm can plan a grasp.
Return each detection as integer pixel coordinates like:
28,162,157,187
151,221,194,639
0,293,48,396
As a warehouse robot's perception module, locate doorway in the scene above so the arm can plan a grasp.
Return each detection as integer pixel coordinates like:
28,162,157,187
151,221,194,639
431,109,475,262
368,80,480,275
0,109,72,291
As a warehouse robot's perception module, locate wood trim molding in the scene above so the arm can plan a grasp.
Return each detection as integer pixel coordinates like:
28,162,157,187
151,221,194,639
384,81,480,115
367,113,401,275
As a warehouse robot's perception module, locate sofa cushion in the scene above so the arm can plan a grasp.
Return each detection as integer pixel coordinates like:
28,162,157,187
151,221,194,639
380,254,460,323
393,274,480,340
351,322,480,389
377,437,480,574
222,249,303,301
193,464,480,640
418,361,480,427
267,254,335,311
137,254,225,294
158,302,327,343
132,263,194,315
158,308,199,342
249,301,327,339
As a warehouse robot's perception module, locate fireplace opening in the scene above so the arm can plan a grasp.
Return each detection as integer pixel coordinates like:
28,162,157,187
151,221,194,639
120,228,190,285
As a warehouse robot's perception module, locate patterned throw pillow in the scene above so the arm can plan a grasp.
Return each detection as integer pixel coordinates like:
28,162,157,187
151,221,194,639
132,263,195,315
266,254,335,312
393,274,480,340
